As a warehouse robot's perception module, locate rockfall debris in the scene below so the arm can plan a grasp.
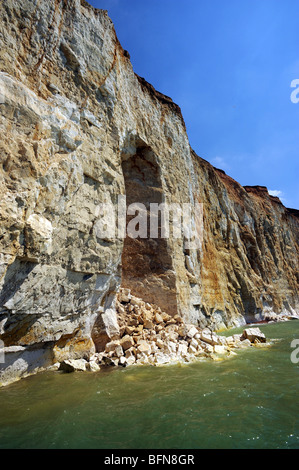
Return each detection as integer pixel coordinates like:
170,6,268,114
57,289,268,373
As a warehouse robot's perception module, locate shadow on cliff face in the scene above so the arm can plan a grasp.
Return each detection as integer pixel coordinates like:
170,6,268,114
0,258,37,346
0,258,36,308
120,143,178,316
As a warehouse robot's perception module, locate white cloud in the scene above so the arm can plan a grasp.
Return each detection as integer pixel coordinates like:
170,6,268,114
210,156,230,171
269,190,283,197
269,190,288,205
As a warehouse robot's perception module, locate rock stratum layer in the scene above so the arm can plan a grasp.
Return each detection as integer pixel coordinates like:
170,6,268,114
0,0,298,385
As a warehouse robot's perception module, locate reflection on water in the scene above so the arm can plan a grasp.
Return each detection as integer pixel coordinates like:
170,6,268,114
0,321,299,449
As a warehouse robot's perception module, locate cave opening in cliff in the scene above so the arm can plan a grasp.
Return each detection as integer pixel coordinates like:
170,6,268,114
120,145,178,316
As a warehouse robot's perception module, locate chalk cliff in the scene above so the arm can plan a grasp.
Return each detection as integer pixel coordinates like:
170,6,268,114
0,0,298,385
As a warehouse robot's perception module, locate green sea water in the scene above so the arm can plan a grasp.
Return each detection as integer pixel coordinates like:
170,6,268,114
0,321,299,449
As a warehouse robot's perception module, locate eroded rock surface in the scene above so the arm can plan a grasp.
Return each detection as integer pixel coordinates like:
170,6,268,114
0,0,298,385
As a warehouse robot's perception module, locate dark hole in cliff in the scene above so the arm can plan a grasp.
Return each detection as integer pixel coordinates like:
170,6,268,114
120,145,178,316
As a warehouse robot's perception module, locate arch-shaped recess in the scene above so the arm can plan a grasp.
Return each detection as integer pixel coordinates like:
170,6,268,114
120,142,178,316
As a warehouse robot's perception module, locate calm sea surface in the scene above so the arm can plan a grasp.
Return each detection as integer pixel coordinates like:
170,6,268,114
0,321,299,449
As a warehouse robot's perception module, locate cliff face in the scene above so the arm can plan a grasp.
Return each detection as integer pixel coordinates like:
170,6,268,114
0,0,298,385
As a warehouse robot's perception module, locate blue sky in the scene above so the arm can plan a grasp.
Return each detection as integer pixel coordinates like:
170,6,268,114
89,0,299,209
